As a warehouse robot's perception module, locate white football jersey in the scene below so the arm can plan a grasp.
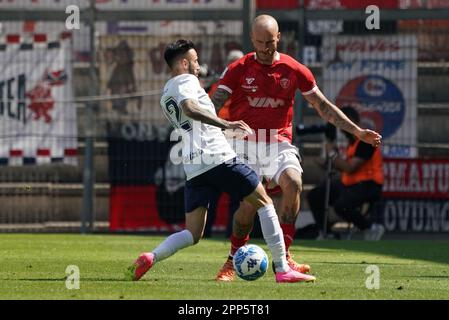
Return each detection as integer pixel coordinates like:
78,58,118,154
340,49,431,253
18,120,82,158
160,73,236,180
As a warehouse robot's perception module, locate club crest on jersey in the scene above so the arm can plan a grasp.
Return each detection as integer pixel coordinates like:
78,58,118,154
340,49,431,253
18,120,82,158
242,76,258,92
280,78,291,89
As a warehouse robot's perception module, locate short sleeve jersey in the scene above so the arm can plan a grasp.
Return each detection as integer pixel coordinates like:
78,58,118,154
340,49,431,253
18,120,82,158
218,52,317,143
160,74,236,180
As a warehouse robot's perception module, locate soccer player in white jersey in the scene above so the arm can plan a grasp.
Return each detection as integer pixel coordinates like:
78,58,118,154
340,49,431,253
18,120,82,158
126,39,316,283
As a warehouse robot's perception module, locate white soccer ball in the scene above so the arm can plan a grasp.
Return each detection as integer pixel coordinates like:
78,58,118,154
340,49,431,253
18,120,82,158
233,244,268,281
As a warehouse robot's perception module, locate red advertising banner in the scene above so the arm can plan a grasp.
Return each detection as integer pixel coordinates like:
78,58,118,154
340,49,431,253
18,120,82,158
383,158,449,199
382,158,449,233
257,0,299,8
109,185,232,232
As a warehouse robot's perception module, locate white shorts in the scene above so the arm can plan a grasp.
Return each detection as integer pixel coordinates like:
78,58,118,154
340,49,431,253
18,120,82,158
228,139,303,187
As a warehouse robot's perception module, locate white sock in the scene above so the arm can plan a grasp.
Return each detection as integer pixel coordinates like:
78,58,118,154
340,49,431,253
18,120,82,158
257,204,289,272
152,229,194,263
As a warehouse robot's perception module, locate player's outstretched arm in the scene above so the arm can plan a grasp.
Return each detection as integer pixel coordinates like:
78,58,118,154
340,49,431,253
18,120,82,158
303,88,382,147
181,98,229,128
210,88,232,113
181,98,251,134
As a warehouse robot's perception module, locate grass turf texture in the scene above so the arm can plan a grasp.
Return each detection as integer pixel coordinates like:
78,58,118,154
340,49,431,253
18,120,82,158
0,234,448,300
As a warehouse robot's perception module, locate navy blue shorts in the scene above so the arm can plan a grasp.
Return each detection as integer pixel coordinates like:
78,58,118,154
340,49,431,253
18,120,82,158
184,158,259,213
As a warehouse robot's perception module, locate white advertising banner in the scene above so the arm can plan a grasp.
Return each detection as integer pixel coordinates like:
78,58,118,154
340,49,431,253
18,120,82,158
0,37,78,165
322,35,418,158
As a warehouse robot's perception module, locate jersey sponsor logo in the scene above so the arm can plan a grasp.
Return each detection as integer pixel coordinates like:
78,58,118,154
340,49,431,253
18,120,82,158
246,77,255,85
242,85,258,92
242,77,258,92
184,149,204,162
247,96,285,108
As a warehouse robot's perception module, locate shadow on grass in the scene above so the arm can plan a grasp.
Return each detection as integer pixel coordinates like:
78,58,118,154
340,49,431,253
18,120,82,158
398,275,449,279
205,237,449,266
294,240,449,266
313,261,411,266
6,277,210,282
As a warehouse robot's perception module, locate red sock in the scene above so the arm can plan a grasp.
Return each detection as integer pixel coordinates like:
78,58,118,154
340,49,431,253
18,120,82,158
229,234,249,257
281,223,296,252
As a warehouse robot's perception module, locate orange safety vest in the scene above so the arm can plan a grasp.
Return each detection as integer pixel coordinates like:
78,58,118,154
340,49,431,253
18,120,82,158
341,139,384,186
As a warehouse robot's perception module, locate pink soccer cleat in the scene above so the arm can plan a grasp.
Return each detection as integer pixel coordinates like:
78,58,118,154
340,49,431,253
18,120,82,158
275,268,316,283
286,254,311,274
126,252,154,281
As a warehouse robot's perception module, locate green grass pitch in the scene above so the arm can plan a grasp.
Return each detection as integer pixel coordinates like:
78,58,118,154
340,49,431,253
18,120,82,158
0,234,448,300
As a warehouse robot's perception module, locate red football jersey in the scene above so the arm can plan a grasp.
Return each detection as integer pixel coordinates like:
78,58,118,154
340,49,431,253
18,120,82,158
218,52,317,143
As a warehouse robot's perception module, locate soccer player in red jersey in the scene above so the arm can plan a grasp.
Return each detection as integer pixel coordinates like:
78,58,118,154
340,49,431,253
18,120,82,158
212,15,382,281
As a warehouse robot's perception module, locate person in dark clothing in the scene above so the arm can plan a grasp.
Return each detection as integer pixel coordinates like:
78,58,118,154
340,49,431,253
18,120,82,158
307,106,385,241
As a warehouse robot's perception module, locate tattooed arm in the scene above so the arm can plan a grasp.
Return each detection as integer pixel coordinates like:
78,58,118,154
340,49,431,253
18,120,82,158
303,88,382,147
181,99,230,129
210,88,231,114
304,88,361,136
181,98,252,132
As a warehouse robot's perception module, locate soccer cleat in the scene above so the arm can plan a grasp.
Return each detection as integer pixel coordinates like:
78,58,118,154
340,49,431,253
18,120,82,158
286,253,311,274
275,268,316,283
271,252,311,274
126,252,154,281
215,258,235,282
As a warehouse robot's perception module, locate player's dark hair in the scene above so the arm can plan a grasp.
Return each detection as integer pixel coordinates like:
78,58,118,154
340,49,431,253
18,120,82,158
164,39,196,68
340,105,360,124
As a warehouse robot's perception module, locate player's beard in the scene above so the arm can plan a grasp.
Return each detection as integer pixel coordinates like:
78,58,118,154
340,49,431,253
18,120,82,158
256,49,275,64
188,62,199,77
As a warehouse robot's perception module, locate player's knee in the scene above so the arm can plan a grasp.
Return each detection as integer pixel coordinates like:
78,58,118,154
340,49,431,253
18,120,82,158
257,194,273,209
259,190,273,206
281,177,302,195
245,184,273,209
